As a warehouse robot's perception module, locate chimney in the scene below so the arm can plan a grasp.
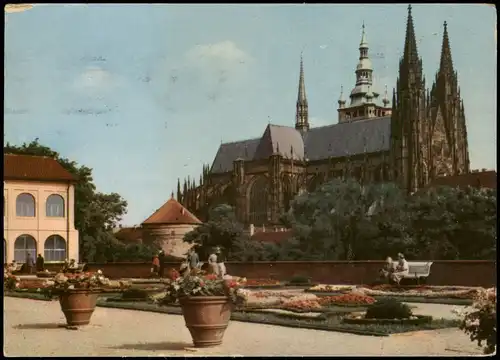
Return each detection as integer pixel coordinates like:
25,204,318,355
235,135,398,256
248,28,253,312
249,224,255,237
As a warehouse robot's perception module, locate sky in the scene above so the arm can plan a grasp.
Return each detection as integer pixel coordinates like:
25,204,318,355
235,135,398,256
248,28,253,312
4,4,497,226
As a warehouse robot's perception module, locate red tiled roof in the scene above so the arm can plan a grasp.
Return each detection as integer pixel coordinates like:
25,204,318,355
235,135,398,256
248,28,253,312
4,154,76,182
430,170,497,189
114,227,143,243
142,198,202,225
251,230,293,243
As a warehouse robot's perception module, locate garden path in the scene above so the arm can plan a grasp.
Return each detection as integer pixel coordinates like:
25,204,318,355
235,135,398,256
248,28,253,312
4,297,483,356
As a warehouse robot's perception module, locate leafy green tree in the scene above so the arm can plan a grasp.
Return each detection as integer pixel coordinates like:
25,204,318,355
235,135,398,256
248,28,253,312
4,140,128,262
282,179,409,260
183,204,245,260
408,186,497,260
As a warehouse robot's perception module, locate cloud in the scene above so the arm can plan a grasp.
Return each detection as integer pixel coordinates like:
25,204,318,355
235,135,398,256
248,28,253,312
183,41,253,86
185,41,252,68
74,66,113,91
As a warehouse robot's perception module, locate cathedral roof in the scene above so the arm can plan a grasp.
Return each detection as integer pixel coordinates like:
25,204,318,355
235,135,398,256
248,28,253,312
210,116,391,173
254,124,305,161
142,198,202,225
303,116,390,161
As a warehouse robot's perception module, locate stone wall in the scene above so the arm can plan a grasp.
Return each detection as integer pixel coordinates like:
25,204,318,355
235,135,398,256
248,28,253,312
79,260,496,287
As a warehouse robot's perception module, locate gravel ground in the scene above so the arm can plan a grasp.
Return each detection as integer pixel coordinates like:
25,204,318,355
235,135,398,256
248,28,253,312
4,297,483,356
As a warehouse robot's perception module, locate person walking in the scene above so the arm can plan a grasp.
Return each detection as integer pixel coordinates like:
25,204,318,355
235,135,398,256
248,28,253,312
216,247,226,278
158,250,166,278
188,248,200,271
25,253,35,275
151,255,160,277
36,254,45,272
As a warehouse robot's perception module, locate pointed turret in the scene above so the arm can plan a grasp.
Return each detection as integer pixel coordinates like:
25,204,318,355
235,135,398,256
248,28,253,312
382,85,390,107
338,85,346,109
295,54,309,132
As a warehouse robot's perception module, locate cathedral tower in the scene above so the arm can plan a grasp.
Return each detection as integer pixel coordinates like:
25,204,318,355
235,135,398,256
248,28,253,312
391,5,427,193
427,21,470,178
295,54,309,132
338,23,392,123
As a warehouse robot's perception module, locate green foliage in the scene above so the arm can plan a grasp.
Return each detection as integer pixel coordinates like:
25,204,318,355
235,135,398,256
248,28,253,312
183,204,245,259
4,140,129,262
279,178,496,261
365,298,413,320
280,179,409,260
407,186,497,260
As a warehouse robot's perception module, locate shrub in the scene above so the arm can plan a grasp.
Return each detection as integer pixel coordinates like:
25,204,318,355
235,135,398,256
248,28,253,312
365,298,413,319
289,275,311,285
455,288,496,355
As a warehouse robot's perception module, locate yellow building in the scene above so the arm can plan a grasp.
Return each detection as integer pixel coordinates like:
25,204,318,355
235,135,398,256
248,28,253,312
3,154,79,264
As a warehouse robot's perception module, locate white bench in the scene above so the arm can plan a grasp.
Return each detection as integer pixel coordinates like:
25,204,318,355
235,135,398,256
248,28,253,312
403,261,433,284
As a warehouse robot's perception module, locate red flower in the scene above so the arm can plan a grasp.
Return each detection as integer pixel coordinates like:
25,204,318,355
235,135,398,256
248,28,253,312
204,274,218,281
199,281,205,287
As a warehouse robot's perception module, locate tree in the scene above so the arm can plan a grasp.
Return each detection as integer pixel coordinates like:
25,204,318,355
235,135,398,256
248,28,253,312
183,204,245,260
408,186,497,260
4,140,129,262
282,179,410,260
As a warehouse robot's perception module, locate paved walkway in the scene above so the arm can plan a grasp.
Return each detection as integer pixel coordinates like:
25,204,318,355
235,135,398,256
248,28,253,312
4,298,483,356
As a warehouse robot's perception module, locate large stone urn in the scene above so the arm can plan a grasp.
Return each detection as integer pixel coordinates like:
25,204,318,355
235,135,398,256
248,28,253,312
59,289,100,326
180,296,231,347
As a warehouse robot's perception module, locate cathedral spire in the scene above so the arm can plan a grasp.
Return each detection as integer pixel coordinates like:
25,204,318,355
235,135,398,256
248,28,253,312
295,53,309,132
439,21,455,77
403,5,419,66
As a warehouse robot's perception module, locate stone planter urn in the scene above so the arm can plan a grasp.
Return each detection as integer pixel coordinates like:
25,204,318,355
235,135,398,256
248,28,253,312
59,289,101,326
180,296,232,348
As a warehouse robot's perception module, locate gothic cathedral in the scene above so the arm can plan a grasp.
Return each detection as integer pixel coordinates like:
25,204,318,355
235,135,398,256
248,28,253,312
176,5,470,226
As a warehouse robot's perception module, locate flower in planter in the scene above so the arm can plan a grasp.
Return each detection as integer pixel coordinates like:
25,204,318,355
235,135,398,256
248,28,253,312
4,270,20,291
42,270,111,298
153,272,248,306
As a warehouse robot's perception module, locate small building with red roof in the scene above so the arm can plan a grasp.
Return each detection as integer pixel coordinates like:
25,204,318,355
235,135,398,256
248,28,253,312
140,194,202,257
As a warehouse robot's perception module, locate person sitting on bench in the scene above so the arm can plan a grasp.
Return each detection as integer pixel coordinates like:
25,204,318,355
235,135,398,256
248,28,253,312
390,253,409,285
379,256,394,282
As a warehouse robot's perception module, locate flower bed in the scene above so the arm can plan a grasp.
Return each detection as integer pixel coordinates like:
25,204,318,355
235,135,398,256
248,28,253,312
245,279,283,288
96,299,461,336
306,284,356,293
318,294,376,307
